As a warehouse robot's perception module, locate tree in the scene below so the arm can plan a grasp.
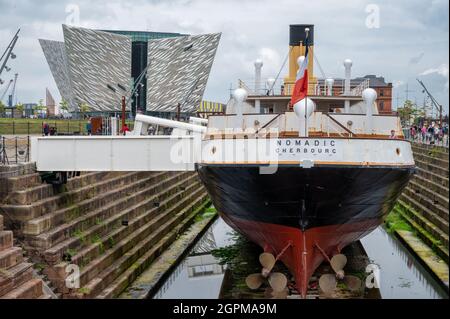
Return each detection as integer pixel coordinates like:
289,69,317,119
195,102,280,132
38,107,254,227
79,102,90,119
397,100,420,126
0,101,5,117
15,103,24,117
60,99,69,113
33,99,46,116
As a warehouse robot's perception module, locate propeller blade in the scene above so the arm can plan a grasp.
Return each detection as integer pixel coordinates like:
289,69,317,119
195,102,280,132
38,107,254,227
330,254,347,273
319,274,337,294
343,275,362,292
268,272,288,292
259,253,276,272
246,273,264,290
264,287,289,299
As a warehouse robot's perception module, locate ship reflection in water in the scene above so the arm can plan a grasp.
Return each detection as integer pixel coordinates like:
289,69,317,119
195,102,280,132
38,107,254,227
153,219,234,299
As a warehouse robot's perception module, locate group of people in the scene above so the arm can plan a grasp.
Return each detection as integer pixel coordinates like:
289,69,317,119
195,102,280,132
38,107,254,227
42,122,56,136
407,122,449,146
42,118,131,137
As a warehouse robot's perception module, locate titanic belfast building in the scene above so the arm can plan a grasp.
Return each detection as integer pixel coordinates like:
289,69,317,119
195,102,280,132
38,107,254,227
39,25,221,116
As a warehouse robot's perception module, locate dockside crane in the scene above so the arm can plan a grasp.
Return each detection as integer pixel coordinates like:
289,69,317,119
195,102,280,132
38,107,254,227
0,79,13,102
0,29,20,80
0,73,18,106
416,78,444,125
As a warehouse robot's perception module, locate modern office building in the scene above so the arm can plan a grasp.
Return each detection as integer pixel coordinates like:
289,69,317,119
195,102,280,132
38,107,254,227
104,30,186,113
40,25,221,116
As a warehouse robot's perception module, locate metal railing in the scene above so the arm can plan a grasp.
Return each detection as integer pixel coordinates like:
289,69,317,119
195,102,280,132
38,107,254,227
0,120,135,136
314,79,370,96
238,78,286,96
238,78,370,97
0,121,86,135
0,136,30,164
350,79,370,96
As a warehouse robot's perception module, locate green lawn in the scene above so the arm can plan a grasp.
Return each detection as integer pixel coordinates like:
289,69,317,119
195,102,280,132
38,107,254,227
0,119,88,135
0,118,134,135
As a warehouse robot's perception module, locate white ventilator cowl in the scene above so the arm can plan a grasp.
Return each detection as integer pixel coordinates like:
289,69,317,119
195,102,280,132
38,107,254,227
233,88,248,103
325,78,335,87
294,98,315,137
233,88,247,127
362,88,377,104
294,98,315,119
362,88,377,133
254,59,263,68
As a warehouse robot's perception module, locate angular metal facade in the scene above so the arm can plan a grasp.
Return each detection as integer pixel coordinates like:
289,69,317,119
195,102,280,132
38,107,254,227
63,25,132,112
146,33,221,113
40,25,220,113
39,39,75,110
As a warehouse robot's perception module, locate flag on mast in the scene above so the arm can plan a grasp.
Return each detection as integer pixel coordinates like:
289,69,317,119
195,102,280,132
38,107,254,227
290,32,310,106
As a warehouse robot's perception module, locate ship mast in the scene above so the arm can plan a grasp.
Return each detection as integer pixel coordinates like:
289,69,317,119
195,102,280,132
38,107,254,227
304,28,310,137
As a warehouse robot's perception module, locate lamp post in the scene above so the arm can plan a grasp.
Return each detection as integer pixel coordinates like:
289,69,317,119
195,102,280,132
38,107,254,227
121,96,126,135
107,83,128,134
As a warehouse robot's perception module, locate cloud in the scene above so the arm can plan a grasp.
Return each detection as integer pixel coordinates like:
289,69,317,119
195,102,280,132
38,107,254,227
420,64,449,78
409,52,425,65
0,0,448,114
420,64,449,90
258,48,283,77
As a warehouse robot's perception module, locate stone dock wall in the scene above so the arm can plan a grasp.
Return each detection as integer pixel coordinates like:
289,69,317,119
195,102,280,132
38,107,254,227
394,143,449,264
0,165,209,298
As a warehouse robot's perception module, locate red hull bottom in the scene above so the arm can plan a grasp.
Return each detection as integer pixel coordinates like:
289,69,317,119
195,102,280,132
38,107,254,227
221,214,381,297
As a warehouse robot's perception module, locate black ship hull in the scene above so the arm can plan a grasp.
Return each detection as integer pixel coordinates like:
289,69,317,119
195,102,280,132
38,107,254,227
197,164,414,296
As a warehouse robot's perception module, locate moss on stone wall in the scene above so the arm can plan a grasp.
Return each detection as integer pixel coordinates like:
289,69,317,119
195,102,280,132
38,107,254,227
384,205,414,233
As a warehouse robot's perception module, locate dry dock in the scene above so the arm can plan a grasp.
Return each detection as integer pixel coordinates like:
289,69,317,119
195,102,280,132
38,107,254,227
0,142,448,299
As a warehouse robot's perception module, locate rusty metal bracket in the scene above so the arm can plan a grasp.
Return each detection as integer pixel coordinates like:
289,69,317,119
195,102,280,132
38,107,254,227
314,242,332,263
275,241,293,261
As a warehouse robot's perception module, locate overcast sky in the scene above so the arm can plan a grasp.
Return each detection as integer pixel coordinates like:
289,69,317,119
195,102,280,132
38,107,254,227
0,0,448,114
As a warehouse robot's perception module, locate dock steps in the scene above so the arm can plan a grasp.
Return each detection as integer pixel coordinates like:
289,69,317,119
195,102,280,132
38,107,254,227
1,165,209,298
72,186,206,297
43,173,197,265
393,142,449,264
0,213,50,299
89,192,209,299
394,204,449,262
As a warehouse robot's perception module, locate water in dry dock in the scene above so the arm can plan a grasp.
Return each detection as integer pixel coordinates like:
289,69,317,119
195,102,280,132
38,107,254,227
360,228,448,299
153,218,233,299
153,218,448,299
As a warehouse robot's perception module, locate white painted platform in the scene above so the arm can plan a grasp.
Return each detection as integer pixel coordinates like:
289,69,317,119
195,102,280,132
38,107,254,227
31,135,197,172
31,134,415,172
